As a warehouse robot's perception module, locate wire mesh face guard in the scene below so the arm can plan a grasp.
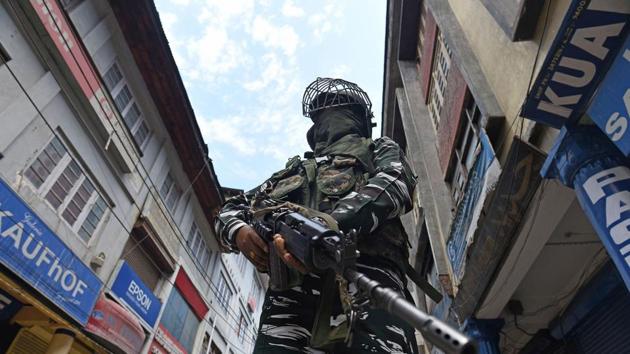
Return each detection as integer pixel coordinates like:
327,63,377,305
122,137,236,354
302,77,373,119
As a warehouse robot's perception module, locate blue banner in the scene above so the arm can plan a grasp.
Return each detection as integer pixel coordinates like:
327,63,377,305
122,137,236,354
110,261,162,329
521,1,630,128
587,35,630,156
575,164,630,291
542,126,630,291
0,179,102,325
447,131,496,279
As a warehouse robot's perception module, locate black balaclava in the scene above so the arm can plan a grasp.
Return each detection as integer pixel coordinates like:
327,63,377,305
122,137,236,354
306,106,368,155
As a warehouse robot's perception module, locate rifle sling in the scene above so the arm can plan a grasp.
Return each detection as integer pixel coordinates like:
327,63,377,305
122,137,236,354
405,265,443,303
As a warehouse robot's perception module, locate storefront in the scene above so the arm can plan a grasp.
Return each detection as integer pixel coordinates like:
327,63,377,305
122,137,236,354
0,179,105,353
508,1,630,353
150,269,209,354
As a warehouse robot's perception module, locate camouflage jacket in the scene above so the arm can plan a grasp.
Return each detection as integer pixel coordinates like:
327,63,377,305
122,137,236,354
214,136,417,273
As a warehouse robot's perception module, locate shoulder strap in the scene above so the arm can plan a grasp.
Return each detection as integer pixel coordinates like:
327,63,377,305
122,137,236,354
405,264,443,303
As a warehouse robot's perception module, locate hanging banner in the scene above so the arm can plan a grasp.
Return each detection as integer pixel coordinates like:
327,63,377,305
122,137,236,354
109,261,162,329
520,0,630,128
587,35,630,156
542,126,630,291
0,179,102,325
86,294,146,354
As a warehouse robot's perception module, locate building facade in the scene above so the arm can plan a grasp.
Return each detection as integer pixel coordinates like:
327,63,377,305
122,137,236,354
0,0,264,353
383,0,630,353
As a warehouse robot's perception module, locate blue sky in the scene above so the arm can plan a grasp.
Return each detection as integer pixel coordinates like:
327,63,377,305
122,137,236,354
155,0,386,190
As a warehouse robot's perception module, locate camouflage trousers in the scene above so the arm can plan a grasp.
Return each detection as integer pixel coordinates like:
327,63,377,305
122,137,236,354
253,257,419,353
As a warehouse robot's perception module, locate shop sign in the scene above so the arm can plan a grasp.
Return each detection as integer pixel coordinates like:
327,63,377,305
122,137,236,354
0,288,22,322
578,165,630,290
0,179,101,325
86,294,146,354
109,261,162,329
587,36,630,156
150,324,187,354
521,0,630,128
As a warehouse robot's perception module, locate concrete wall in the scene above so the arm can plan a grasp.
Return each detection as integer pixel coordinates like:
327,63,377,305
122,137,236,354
446,0,571,159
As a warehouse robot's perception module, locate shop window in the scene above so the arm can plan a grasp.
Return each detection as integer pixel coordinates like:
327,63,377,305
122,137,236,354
159,172,182,214
103,62,151,149
187,222,212,270
217,272,233,312
449,94,482,205
25,136,108,243
160,288,200,354
427,30,452,130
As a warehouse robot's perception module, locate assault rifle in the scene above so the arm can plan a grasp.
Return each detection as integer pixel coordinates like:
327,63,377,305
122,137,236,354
248,205,476,354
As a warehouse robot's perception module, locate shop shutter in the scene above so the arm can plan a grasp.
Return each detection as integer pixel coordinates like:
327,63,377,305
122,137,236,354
7,328,47,354
123,232,161,290
568,286,630,353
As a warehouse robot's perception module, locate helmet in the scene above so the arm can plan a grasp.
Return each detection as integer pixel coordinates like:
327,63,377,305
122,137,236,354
302,78,374,134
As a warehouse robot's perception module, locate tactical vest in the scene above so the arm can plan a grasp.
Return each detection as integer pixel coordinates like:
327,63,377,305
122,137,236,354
265,148,410,275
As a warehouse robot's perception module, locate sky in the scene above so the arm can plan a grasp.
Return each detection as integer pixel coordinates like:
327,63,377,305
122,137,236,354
154,0,386,191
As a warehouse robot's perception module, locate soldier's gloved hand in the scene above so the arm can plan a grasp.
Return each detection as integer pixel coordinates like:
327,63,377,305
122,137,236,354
273,234,308,274
235,225,269,271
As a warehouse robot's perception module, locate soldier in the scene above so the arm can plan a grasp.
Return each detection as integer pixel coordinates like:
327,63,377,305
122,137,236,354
215,77,419,353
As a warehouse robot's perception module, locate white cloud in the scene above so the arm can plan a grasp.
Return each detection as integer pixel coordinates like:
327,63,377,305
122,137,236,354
308,0,344,40
198,116,257,155
169,0,190,5
184,25,248,82
250,16,300,56
281,0,304,18
159,11,178,38
329,64,350,78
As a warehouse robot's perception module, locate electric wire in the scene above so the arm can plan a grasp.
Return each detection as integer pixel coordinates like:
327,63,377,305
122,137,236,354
1,2,260,349
451,0,553,316
0,57,257,352
31,0,262,340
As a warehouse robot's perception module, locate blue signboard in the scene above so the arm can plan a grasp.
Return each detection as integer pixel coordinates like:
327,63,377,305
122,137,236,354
0,178,102,325
521,0,630,128
587,35,630,156
542,126,630,291
110,261,162,329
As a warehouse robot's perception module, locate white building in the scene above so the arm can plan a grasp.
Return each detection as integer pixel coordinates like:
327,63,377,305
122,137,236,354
0,0,264,353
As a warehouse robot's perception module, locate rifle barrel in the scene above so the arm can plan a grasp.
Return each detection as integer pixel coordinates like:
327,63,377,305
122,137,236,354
344,269,476,354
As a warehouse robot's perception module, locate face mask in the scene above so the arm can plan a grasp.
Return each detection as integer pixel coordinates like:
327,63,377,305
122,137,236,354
307,108,366,153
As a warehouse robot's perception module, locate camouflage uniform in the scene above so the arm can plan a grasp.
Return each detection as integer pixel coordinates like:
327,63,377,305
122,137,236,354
215,108,418,353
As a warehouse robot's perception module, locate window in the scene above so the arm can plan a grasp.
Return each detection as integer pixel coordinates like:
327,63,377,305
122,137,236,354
187,222,212,270
103,63,151,149
450,95,482,205
237,312,247,342
160,288,200,354
201,332,210,354
237,253,248,273
159,172,182,214
216,273,233,312
427,30,452,129
25,137,107,242
0,42,10,65
59,0,84,10
416,2,428,65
